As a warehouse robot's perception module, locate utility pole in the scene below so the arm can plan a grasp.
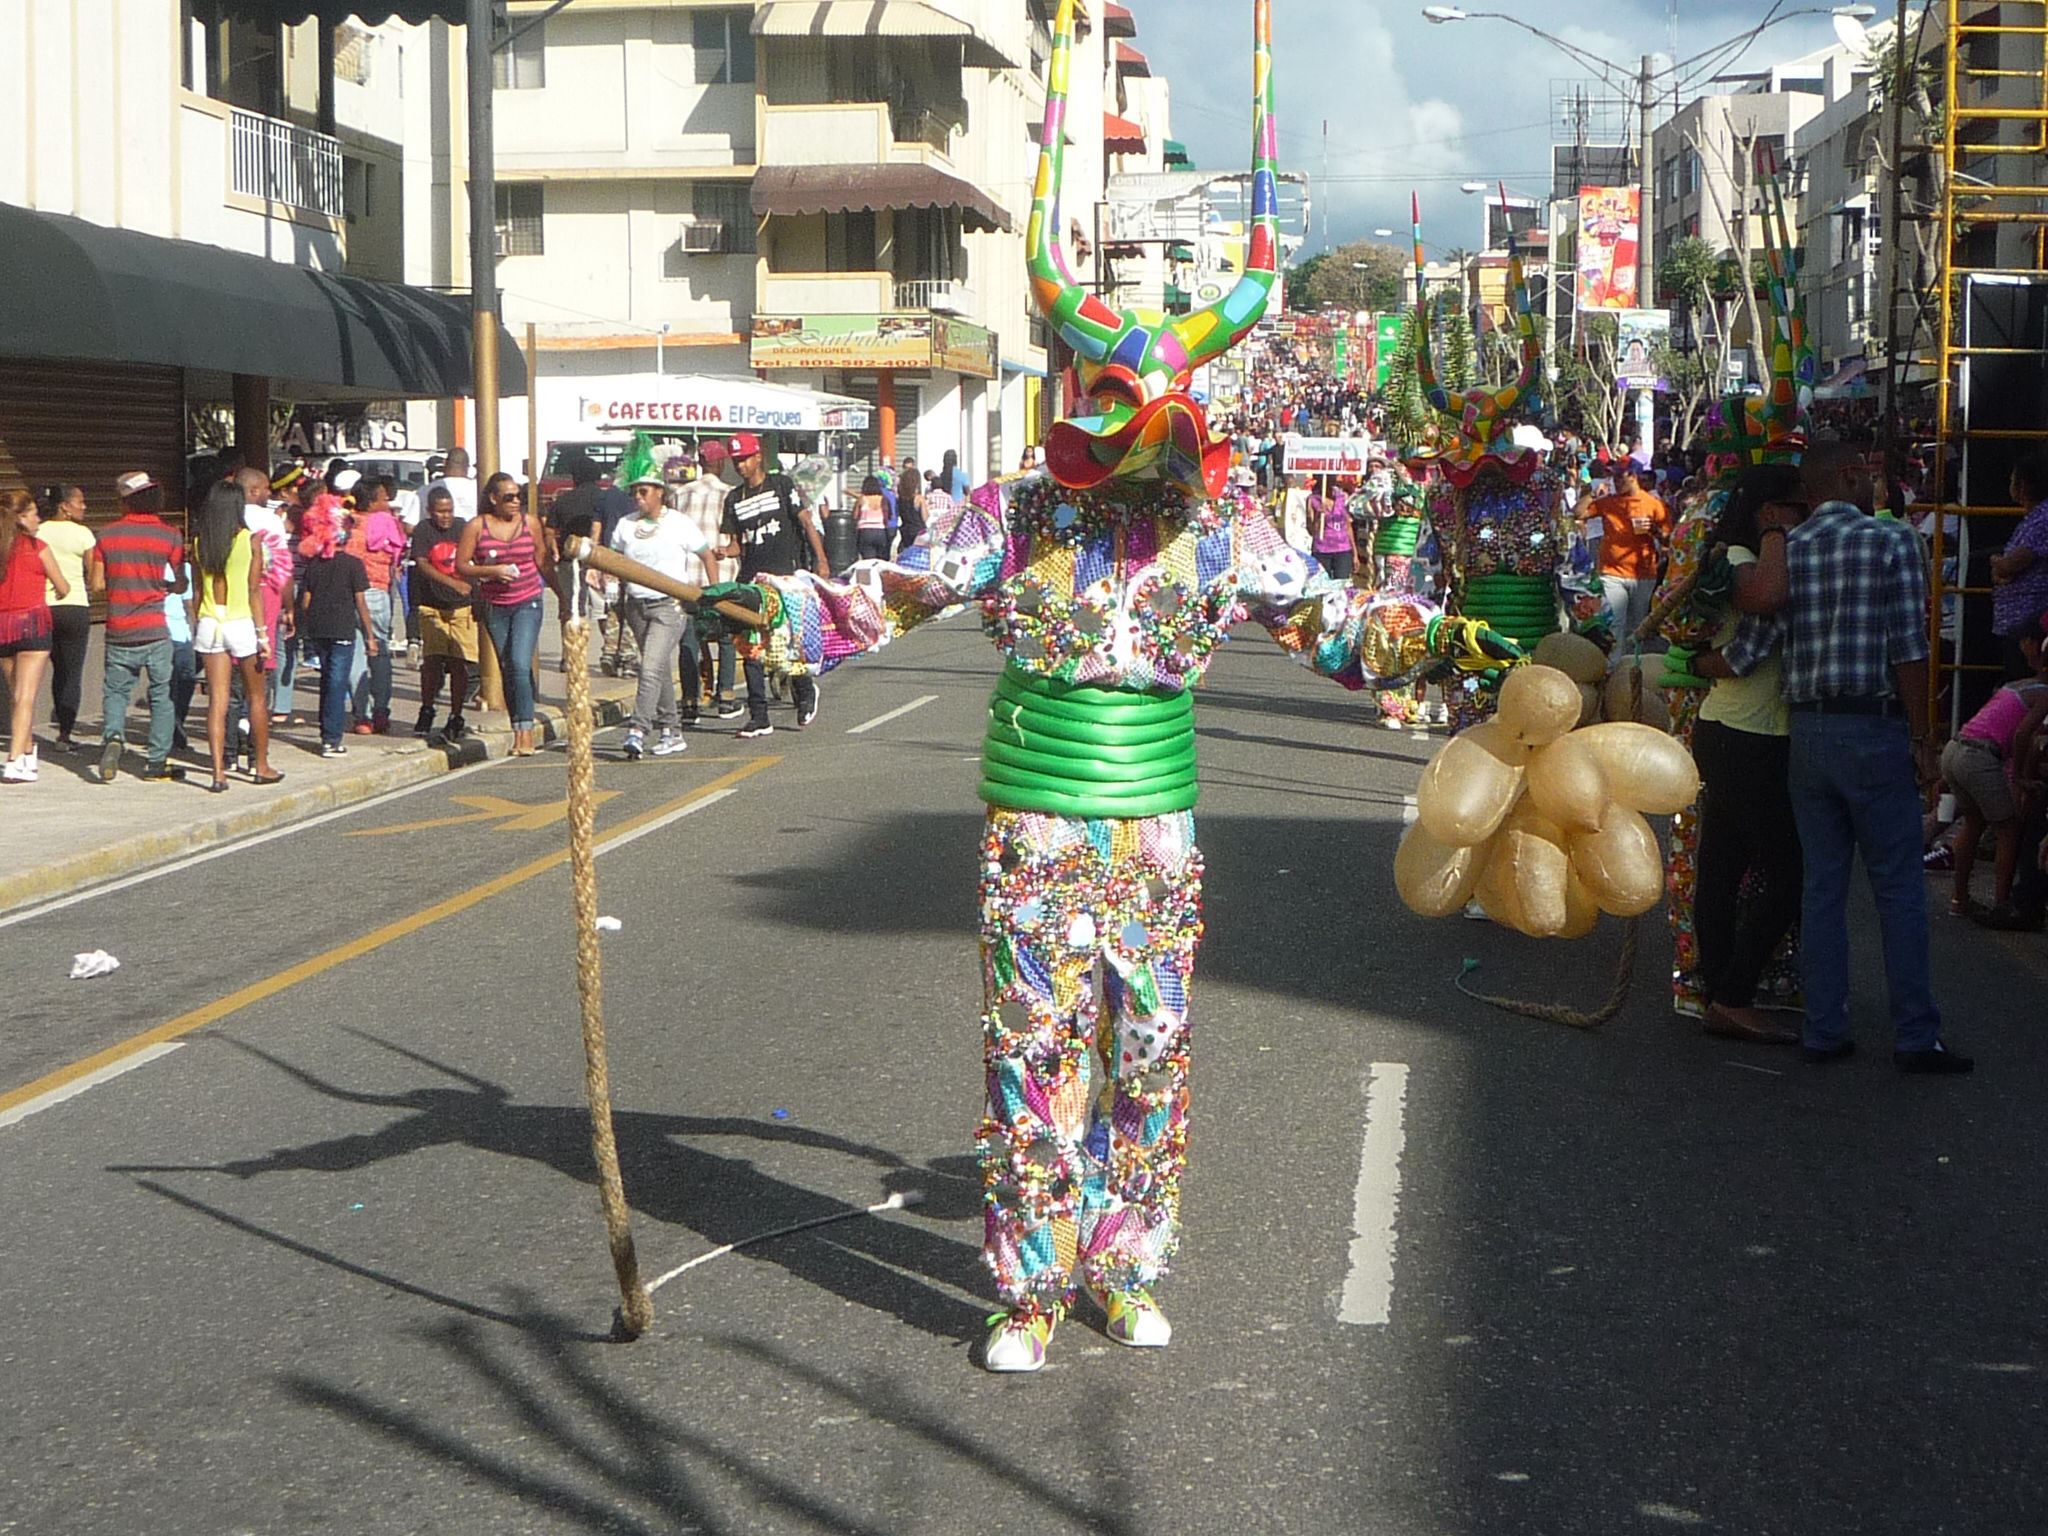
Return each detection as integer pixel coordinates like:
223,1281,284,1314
1636,51,1657,456
467,0,501,480
1877,0,1912,507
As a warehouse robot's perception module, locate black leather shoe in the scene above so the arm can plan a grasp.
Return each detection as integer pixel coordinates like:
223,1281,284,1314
1802,1039,1856,1064
1975,904,2045,933
1895,1045,1975,1075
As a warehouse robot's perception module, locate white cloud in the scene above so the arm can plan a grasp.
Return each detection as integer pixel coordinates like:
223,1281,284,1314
1127,0,1845,249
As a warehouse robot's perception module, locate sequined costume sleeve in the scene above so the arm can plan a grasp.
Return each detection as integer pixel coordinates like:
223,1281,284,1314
1228,493,1442,692
744,483,1011,679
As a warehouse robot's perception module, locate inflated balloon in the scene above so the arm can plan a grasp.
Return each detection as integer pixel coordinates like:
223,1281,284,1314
1602,661,1671,731
1568,803,1664,916
1461,717,1533,768
1394,822,1484,917
1524,732,1610,834
1557,868,1603,939
1415,730,1526,847
1495,664,1583,748
1502,795,1569,846
1574,722,1701,815
1533,630,1609,686
1475,828,1572,937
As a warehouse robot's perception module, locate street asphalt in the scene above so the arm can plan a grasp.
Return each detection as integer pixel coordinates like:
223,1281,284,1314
3,610,2045,1535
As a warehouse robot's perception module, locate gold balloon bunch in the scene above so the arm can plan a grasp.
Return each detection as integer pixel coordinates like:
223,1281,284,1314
1395,664,1701,937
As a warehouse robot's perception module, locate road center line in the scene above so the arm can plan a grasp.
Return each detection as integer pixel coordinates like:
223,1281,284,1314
0,756,783,1124
0,1044,184,1131
847,695,940,735
1338,1062,1410,1327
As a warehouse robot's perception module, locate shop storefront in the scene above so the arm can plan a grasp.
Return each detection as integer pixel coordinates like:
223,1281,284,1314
0,202,521,522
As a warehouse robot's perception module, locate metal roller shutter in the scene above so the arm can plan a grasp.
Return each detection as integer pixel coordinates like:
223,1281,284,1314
835,376,919,480
0,360,188,523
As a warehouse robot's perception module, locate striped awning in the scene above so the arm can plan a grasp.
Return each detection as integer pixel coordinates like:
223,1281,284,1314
753,1,1022,70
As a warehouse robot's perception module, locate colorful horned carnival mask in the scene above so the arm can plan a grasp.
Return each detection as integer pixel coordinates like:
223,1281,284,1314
1703,158,1815,468
1410,189,1544,474
1031,0,1280,499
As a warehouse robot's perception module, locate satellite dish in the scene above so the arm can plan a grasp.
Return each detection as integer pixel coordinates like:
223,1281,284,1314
1833,13,1870,52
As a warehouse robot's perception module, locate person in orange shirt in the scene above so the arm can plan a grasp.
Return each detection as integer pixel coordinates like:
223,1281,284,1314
1584,465,1672,642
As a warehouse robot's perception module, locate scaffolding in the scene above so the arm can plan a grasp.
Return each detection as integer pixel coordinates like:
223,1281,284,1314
1928,0,2048,724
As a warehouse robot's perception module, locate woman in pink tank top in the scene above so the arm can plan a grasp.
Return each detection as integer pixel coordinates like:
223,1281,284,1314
456,472,555,754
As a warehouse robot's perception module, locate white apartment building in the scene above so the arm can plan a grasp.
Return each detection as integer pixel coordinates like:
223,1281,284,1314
1793,47,1887,385
0,1,513,504
492,0,1081,487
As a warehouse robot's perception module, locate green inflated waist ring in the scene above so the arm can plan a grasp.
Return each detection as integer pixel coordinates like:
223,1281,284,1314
980,666,1200,818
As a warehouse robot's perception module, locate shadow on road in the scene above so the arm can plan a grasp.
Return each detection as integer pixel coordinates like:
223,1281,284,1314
113,1032,988,1342
281,1303,1143,1535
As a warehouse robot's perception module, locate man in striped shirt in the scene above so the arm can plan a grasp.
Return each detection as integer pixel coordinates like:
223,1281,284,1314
1721,442,1968,1073
89,472,187,782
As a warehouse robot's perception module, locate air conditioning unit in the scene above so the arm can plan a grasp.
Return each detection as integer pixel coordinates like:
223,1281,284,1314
681,220,727,254
493,226,512,259
926,282,968,315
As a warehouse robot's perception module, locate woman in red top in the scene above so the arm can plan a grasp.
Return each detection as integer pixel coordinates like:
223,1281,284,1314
1,489,72,783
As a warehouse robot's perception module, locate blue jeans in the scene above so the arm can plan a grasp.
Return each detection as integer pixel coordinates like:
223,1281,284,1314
312,638,356,747
102,639,176,765
483,595,544,729
1787,712,1941,1051
351,587,396,724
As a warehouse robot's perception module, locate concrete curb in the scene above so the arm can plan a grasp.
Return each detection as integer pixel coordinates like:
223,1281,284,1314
0,683,634,919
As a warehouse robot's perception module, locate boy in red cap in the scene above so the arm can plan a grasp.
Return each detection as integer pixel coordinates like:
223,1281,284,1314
716,434,826,736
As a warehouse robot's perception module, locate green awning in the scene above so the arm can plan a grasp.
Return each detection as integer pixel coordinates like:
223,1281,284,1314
0,202,525,398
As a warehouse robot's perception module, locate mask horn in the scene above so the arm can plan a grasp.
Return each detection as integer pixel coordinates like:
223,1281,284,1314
1167,0,1281,370
1411,193,1449,412
1028,0,1121,363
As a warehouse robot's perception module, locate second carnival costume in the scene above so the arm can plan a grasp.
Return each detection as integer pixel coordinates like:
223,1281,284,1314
692,0,1508,1372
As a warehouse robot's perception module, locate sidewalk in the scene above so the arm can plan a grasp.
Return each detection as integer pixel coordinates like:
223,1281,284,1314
0,616,638,917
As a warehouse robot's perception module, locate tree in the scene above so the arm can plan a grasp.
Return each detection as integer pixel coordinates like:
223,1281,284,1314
1294,237,1406,313
1554,314,1631,446
1656,234,1737,449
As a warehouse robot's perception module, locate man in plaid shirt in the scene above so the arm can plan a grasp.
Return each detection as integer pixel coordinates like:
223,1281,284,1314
1719,442,1970,1073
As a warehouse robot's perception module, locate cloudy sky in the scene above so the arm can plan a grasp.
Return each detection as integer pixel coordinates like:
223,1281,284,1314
1131,0,1850,252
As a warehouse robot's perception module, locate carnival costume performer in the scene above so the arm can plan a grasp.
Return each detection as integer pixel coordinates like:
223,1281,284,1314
1374,468,1436,726
1409,195,1574,731
691,0,1496,1373
1652,162,1814,1018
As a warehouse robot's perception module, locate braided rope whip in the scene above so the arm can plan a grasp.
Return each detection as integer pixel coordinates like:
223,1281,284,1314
561,569,655,1339
1455,917,1642,1030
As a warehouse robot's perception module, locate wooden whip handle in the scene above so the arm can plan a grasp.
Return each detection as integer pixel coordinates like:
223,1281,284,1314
561,536,768,629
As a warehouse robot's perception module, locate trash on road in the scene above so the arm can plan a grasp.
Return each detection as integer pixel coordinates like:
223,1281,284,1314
69,951,120,980
594,916,623,932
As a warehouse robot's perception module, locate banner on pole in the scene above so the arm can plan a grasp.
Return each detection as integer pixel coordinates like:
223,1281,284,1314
1577,186,1640,311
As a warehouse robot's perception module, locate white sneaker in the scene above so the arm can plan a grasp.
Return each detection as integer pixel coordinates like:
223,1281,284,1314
1,753,35,784
1082,1281,1172,1348
652,730,689,757
621,729,645,761
983,1309,1058,1373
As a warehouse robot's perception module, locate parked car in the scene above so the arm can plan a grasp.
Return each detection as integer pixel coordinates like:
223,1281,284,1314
537,434,702,508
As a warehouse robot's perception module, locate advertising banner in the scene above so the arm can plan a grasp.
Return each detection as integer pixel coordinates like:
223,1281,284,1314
1373,314,1406,391
932,317,999,379
1577,186,1641,311
1614,309,1671,391
751,315,933,371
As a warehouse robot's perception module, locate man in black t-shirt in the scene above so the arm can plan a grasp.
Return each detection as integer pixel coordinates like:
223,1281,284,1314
545,454,606,557
716,432,824,736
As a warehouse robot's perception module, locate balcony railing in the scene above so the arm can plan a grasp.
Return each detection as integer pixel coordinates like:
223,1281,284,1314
894,279,978,317
230,107,344,218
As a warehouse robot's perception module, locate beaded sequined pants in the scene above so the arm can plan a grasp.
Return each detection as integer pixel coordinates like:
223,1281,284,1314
976,808,1204,1313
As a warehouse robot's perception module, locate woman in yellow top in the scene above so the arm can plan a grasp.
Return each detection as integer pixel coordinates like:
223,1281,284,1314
190,482,281,793
35,485,97,750
1694,463,1805,1044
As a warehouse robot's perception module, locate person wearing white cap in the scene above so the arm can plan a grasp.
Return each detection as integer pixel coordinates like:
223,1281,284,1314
608,466,712,758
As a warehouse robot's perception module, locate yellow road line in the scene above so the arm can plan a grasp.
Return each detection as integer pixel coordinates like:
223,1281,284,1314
0,756,783,1118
